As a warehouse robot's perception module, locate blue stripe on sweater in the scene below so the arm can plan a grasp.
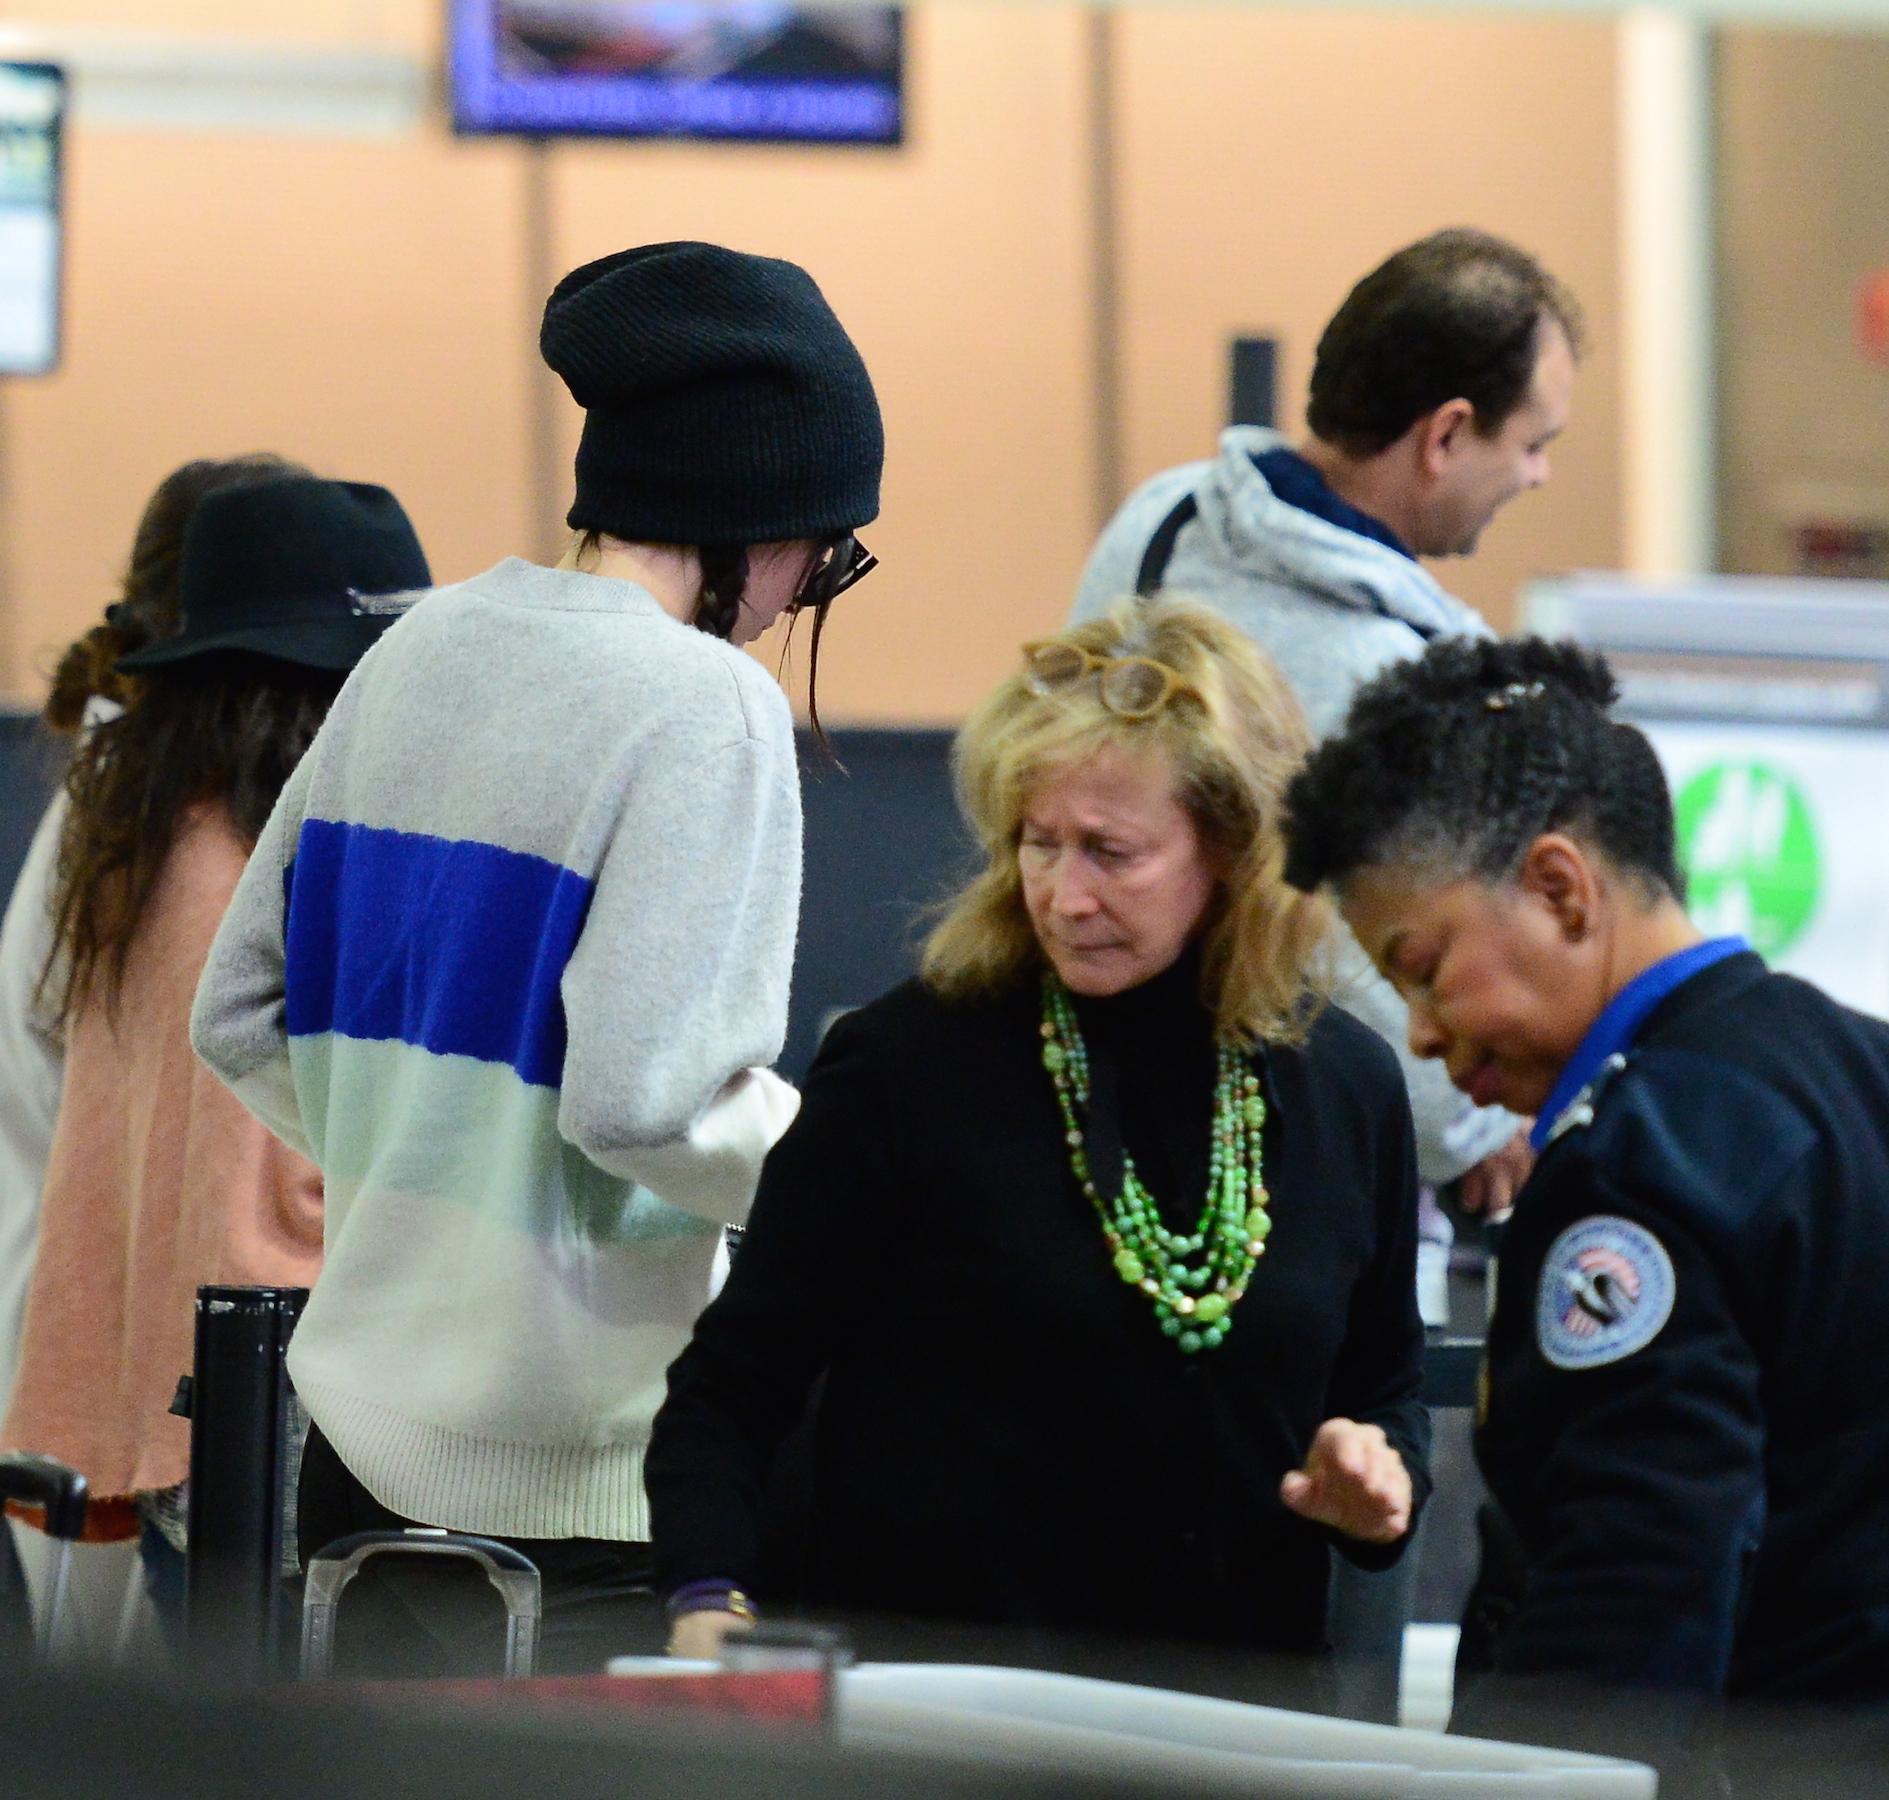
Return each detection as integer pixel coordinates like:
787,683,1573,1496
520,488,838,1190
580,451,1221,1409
283,819,592,1089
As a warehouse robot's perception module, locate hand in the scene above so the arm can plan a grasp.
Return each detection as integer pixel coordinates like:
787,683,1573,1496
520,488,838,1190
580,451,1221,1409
667,1607,755,1660
1280,1418,1413,1545
1457,1130,1535,1219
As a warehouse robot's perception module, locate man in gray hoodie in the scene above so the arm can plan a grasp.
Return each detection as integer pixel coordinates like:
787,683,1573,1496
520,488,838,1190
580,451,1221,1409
1073,228,1581,1226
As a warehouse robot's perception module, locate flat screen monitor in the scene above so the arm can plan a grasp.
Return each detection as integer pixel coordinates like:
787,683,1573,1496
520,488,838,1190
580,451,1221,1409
0,61,63,376
448,1,903,146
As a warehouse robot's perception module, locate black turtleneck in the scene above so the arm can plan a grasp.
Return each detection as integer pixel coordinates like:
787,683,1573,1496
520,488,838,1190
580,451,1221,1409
647,958,1429,1670
1068,945,1220,1222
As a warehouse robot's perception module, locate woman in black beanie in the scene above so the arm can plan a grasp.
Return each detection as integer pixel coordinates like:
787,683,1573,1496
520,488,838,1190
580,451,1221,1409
543,241,885,677
193,243,887,1673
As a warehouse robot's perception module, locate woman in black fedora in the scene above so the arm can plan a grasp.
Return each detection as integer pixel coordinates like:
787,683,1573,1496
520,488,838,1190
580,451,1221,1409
0,452,300,1647
0,471,430,1646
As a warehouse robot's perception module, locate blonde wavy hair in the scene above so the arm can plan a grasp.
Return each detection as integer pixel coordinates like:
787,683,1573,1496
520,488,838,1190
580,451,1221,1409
922,598,1333,1045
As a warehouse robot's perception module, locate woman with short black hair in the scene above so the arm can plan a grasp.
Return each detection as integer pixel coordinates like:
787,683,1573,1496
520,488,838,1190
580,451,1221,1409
1283,634,1889,1778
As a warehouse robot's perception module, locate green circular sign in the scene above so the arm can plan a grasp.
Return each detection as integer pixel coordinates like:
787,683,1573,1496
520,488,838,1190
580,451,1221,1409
1673,760,1822,956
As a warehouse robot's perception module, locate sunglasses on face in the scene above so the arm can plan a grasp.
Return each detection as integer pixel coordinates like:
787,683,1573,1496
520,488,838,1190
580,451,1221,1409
793,535,877,612
1020,640,1197,719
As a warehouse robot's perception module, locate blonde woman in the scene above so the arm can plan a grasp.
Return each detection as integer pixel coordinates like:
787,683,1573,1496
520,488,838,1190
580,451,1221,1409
646,599,1428,1695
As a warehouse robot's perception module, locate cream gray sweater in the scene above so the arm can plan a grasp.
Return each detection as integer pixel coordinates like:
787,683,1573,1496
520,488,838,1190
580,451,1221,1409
192,559,802,1540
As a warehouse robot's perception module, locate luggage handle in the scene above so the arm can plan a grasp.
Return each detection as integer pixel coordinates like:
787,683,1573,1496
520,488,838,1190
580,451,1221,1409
0,1453,89,1543
300,1528,542,1679
0,1453,88,1659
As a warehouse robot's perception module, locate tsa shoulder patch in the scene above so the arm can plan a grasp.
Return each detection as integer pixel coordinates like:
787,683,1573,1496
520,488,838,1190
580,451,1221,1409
1534,1215,1676,1371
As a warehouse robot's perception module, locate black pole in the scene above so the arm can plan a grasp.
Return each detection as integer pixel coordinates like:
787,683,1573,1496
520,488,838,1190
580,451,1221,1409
184,1285,307,1681
521,136,561,565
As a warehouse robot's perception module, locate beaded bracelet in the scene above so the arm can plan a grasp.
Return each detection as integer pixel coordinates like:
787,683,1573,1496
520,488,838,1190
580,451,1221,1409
665,1578,759,1623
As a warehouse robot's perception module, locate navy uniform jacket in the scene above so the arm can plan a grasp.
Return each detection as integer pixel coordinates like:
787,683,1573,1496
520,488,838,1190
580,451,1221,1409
1454,951,1889,1756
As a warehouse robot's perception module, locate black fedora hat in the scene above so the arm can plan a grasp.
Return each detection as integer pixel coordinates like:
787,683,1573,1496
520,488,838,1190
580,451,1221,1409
117,475,432,673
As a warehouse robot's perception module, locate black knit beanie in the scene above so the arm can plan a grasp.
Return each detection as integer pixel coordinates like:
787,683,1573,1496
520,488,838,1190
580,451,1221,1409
540,241,884,546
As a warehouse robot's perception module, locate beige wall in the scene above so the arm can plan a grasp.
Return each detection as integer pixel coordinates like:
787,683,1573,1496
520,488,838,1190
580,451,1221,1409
4,0,434,49
2,130,538,694
1716,29,1889,575
1,5,1626,720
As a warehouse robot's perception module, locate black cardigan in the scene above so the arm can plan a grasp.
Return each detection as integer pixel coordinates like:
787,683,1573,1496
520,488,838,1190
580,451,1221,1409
647,958,1430,1657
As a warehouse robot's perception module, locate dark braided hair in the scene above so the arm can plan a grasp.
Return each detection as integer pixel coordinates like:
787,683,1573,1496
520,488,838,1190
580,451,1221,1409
1282,636,1683,901
693,543,750,641
573,532,751,640
695,542,844,753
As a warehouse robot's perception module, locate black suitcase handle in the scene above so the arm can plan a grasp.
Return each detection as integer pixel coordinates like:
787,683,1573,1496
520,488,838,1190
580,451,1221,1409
0,1453,88,1659
300,1528,542,1679
0,1453,89,1542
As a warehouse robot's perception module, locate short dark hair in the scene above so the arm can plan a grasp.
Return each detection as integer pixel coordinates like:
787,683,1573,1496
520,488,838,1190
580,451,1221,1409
1282,636,1683,902
1306,229,1584,457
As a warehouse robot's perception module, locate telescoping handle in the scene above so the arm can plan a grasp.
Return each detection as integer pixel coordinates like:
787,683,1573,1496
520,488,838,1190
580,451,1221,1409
300,1528,542,1679
0,1452,89,1658
0,1453,89,1542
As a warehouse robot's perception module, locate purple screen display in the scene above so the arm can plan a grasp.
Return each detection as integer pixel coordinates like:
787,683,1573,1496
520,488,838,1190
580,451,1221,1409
449,1,903,145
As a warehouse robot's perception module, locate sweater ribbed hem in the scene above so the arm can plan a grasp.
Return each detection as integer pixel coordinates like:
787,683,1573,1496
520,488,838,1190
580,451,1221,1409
296,1376,651,1542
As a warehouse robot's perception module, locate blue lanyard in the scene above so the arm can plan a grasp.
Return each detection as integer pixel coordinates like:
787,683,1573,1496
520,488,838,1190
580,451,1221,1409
1530,938,1752,1150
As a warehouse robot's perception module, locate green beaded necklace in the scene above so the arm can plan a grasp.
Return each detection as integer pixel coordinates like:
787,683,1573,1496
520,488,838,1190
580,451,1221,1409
1039,972,1272,1353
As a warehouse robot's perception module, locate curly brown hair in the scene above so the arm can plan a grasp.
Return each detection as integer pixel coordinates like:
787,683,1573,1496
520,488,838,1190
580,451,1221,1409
39,454,327,1024
47,666,344,1024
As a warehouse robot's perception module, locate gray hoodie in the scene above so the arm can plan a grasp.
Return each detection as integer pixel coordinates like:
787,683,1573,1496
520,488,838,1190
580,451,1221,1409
1072,426,1519,1185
